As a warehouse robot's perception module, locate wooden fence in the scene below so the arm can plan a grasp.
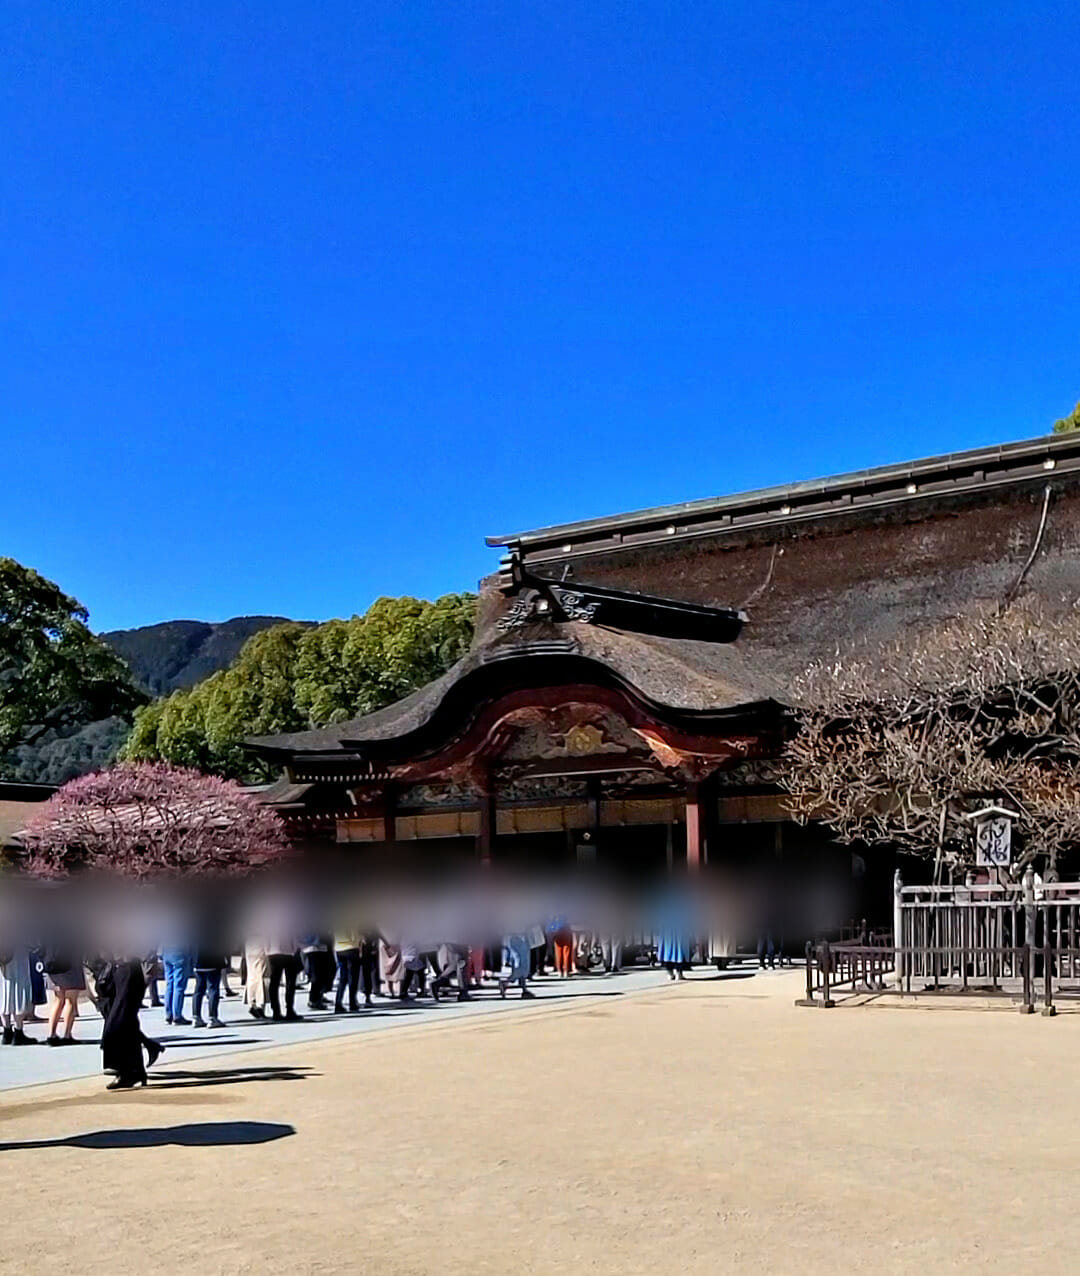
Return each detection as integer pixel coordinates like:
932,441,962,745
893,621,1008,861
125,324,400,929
799,869,1080,1014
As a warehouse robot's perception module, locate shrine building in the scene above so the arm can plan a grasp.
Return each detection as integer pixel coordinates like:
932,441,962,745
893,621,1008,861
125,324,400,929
247,432,1080,916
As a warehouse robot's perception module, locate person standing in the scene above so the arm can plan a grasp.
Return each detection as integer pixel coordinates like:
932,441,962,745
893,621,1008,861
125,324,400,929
600,933,623,973
192,946,226,1028
498,932,535,1000
333,928,362,1014
398,940,426,1002
141,953,162,1009
267,933,302,1022
378,934,404,999
549,915,574,979
98,957,150,1089
244,937,269,1019
656,888,691,981
657,930,688,980
161,943,192,1026
26,947,46,1022
466,945,486,990
302,934,333,1012
221,952,239,997
44,948,85,1046
0,946,36,1046
360,929,378,1008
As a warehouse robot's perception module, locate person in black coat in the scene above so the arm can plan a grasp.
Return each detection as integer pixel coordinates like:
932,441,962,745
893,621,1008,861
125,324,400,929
97,958,162,1089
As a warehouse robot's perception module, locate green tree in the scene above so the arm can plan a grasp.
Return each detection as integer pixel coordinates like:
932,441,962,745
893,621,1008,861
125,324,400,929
122,594,476,780
1053,400,1080,433
293,593,476,724
0,557,145,768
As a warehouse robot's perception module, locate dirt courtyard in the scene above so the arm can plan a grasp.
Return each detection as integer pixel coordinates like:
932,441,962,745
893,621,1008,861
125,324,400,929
3,969,1078,1275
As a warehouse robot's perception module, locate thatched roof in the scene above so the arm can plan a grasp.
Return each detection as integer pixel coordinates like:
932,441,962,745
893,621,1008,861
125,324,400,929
489,434,1080,684
247,615,785,763
252,434,1080,767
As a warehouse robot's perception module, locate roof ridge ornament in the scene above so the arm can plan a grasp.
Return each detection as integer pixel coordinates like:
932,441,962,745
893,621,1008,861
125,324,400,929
550,588,600,624
495,552,745,643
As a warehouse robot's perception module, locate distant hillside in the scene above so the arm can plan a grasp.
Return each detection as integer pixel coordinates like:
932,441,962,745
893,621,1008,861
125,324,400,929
103,616,295,697
4,615,295,785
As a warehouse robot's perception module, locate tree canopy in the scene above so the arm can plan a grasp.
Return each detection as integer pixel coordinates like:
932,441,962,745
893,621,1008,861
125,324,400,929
0,557,145,765
1053,400,1080,433
122,593,476,780
779,599,1080,875
18,761,290,879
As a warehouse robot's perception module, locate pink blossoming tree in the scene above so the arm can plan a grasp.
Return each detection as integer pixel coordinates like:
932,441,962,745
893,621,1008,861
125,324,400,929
18,762,290,879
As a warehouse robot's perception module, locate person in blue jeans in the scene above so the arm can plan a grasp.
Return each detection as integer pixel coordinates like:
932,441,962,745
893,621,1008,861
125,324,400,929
161,948,192,1026
192,948,226,1028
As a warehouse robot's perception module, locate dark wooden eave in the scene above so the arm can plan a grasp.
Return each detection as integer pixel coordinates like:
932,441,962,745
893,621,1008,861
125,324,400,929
487,432,1077,566
247,646,789,774
498,558,745,643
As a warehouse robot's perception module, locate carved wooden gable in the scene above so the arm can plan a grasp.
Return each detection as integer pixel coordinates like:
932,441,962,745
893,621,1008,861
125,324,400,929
498,704,647,763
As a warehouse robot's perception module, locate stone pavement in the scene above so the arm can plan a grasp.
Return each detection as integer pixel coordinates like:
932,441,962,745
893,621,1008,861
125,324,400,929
1,964,686,1091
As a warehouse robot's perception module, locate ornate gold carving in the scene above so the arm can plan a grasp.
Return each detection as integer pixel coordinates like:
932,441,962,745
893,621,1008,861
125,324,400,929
562,723,604,755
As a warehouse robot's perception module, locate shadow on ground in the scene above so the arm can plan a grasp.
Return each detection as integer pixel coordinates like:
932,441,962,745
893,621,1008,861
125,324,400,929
160,1036,263,1047
147,1064,316,1090
687,971,758,982
0,1120,295,1152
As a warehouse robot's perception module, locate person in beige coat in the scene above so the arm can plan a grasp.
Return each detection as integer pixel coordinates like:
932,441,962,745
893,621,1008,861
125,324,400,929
244,938,269,1019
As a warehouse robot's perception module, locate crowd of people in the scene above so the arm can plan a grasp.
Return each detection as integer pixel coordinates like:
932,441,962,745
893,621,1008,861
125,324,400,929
0,881,713,1089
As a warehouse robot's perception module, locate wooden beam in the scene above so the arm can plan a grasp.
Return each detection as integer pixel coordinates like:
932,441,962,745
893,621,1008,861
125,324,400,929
499,757,658,780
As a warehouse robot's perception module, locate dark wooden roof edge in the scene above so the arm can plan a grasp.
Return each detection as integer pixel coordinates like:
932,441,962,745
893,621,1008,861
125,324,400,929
485,432,1074,561
246,648,789,764
498,559,746,642
0,781,57,802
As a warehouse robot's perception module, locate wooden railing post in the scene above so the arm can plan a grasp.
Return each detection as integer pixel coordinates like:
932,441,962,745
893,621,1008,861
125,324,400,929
1023,864,1036,950
1042,944,1056,1017
1019,943,1034,1014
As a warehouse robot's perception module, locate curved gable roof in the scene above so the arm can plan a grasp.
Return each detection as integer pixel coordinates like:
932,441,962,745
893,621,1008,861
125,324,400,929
246,617,787,764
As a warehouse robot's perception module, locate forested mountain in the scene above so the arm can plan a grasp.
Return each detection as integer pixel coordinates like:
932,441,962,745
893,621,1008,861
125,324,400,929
124,594,476,782
6,615,293,784
103,617,296,697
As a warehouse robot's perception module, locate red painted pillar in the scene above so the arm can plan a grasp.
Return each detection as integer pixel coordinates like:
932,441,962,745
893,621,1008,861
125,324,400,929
686,780,702,871
382,784,397,846
478,782,495,867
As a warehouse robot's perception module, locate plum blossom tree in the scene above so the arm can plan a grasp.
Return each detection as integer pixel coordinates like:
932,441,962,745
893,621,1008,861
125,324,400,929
779,599,1080,876
17,762,290,879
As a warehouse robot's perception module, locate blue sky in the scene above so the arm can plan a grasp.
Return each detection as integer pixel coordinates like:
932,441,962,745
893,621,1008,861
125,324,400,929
3,2,1078,631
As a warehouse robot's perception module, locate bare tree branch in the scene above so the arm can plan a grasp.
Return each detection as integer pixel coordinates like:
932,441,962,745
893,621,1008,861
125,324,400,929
779,598,1080,873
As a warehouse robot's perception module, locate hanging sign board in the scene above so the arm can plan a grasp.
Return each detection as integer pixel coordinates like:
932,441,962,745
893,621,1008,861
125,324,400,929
576,841,596,866
965,805,1019,868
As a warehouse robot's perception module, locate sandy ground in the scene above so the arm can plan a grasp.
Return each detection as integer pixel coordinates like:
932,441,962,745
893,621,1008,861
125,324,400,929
3,970,1079,1275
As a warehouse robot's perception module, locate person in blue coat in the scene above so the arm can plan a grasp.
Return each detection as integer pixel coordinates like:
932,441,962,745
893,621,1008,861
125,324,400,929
656,887,691,981
499,933,535,1000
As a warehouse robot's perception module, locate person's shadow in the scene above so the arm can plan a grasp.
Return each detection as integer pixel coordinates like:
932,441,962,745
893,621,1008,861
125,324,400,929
0,1121,294,1152
147,1064,315,1090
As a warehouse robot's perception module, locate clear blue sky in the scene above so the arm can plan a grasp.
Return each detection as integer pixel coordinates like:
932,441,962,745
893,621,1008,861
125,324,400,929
4,2,1078,632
